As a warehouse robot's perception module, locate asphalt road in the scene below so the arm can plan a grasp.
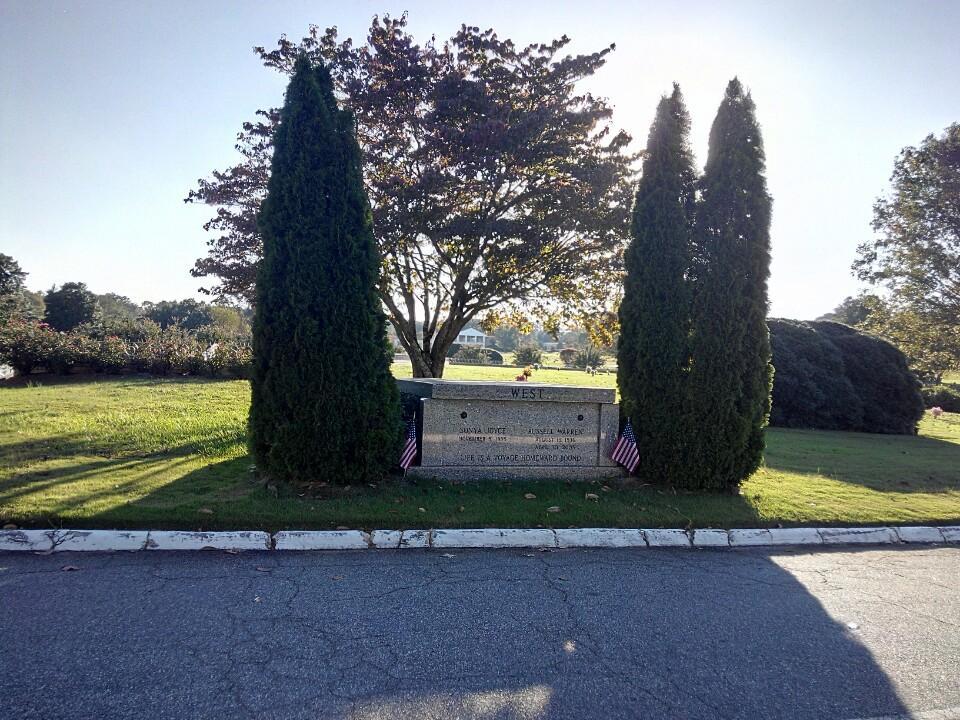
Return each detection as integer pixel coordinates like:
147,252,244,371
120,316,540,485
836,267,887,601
2,546,958,720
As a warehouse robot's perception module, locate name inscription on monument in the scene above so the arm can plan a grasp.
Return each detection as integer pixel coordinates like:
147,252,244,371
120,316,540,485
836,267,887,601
430,400,600,467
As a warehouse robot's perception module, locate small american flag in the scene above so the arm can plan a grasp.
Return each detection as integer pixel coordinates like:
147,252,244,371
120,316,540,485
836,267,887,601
400,417,418,470
611,419,640,473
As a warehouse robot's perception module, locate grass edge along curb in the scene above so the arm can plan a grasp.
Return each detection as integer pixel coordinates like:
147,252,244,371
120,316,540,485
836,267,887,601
1,526,958,552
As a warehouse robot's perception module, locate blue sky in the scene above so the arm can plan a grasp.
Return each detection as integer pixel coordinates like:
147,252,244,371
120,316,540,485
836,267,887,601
2,0,958,320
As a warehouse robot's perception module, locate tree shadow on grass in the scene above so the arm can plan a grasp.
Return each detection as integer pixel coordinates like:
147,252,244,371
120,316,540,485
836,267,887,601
764,427,960,493
1,448,768,532
0,444,257,530
0,430,244,472
0,373,238,390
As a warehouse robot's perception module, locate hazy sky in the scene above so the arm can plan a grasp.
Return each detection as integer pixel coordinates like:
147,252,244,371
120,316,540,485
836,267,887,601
2,0,958,320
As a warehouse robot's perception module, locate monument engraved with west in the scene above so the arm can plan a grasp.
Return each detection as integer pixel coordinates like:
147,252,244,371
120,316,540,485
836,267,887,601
398,378,623,481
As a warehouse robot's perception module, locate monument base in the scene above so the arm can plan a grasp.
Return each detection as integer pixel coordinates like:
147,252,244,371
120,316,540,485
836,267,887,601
405,465,626,482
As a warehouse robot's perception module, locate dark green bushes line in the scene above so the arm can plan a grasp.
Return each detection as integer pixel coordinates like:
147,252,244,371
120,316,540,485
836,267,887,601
769,319,924,434
0,319,251,378
922,384,960,413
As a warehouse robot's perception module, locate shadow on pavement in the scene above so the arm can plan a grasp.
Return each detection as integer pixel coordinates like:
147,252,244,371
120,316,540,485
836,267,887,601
0,545,932,719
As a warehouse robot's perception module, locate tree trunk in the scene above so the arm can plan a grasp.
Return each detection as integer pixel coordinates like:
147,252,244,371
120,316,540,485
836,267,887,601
409,343,449,378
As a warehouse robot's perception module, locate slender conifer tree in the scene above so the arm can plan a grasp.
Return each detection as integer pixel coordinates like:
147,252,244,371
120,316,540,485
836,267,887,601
684,78,773,490
249,56,400,483
617,85,696,481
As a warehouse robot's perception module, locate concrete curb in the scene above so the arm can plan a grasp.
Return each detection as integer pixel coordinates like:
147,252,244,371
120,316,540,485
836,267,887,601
1,525,957,553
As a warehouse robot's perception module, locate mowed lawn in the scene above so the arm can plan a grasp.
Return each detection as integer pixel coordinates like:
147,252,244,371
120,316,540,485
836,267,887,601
1,370,958,531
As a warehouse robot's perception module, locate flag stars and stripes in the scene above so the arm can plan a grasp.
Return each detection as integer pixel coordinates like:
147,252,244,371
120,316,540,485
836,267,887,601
400,417,418,470
612,419,640,473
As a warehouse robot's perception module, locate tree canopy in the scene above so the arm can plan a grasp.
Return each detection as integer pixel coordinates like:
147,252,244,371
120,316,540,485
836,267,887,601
142,299,213,330
0,254,29,322
853,124,960,380
187,14,635,376
43,282,100,331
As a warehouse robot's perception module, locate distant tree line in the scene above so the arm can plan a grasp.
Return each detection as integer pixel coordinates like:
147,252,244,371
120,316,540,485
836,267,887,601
0,258,250,338
818,124,960,386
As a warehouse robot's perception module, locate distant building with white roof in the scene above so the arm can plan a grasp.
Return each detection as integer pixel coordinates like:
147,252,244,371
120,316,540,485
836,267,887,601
456,327,487,347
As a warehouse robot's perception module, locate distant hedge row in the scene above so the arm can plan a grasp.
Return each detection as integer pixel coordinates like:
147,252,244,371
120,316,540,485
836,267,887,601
769,319,924,434
922,384,960,413
0,319,251,378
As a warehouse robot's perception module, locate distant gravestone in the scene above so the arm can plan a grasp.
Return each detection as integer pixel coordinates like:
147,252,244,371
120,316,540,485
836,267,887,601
398,379,623,481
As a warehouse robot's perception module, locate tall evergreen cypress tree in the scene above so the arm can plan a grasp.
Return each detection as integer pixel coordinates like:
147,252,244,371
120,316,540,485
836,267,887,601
249,56,400,484
617,85,696,481
684,79,773,490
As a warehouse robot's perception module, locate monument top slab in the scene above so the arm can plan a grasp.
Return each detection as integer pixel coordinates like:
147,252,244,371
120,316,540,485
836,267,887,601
397,378,615,404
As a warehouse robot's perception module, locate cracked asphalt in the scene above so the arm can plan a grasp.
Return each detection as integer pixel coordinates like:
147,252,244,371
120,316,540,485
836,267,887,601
1,546,958,719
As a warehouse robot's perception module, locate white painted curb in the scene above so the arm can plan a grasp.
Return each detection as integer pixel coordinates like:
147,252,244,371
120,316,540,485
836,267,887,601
0,525,956,552
432,528,556,548
0,529,57,552
555,528,646,548
371,529,430,549
895,526,945,544
53,530,148,552
643,529,691,547
690,529,730,547
941,526,960,543
819,527,899,545
729,528,823,547
274,530,369,550
145,531,271,551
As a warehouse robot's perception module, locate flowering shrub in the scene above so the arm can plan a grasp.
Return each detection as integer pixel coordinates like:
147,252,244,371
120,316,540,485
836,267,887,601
208,340,252,378
0,319,252,379
0,320,62,373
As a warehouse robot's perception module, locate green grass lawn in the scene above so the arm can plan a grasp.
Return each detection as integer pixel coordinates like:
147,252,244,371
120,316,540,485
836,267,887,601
1,373,958,531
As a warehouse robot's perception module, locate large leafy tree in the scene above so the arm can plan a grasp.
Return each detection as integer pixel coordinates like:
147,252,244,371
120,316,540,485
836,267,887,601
142,299,213,330
859,295,960,384
43,282,100,331
817,294,877,326
684,79,773,491
0,254,28,322
854,124,960,380
187,15,635,377
248,56,399,484
96,293,141,322
617,85,696,482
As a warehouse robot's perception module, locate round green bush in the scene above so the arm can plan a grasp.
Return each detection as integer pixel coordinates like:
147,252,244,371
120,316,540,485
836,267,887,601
769,319,924,434
558,348,579,366
810,321,924,434
513,345,542,366
768,319,863,430
453,346,503,365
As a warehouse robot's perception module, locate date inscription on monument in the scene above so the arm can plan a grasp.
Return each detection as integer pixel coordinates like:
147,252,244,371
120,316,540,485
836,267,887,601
426,400,600,467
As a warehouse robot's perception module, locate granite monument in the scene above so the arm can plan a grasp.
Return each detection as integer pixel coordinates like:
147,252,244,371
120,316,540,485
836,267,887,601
398,379,623,481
